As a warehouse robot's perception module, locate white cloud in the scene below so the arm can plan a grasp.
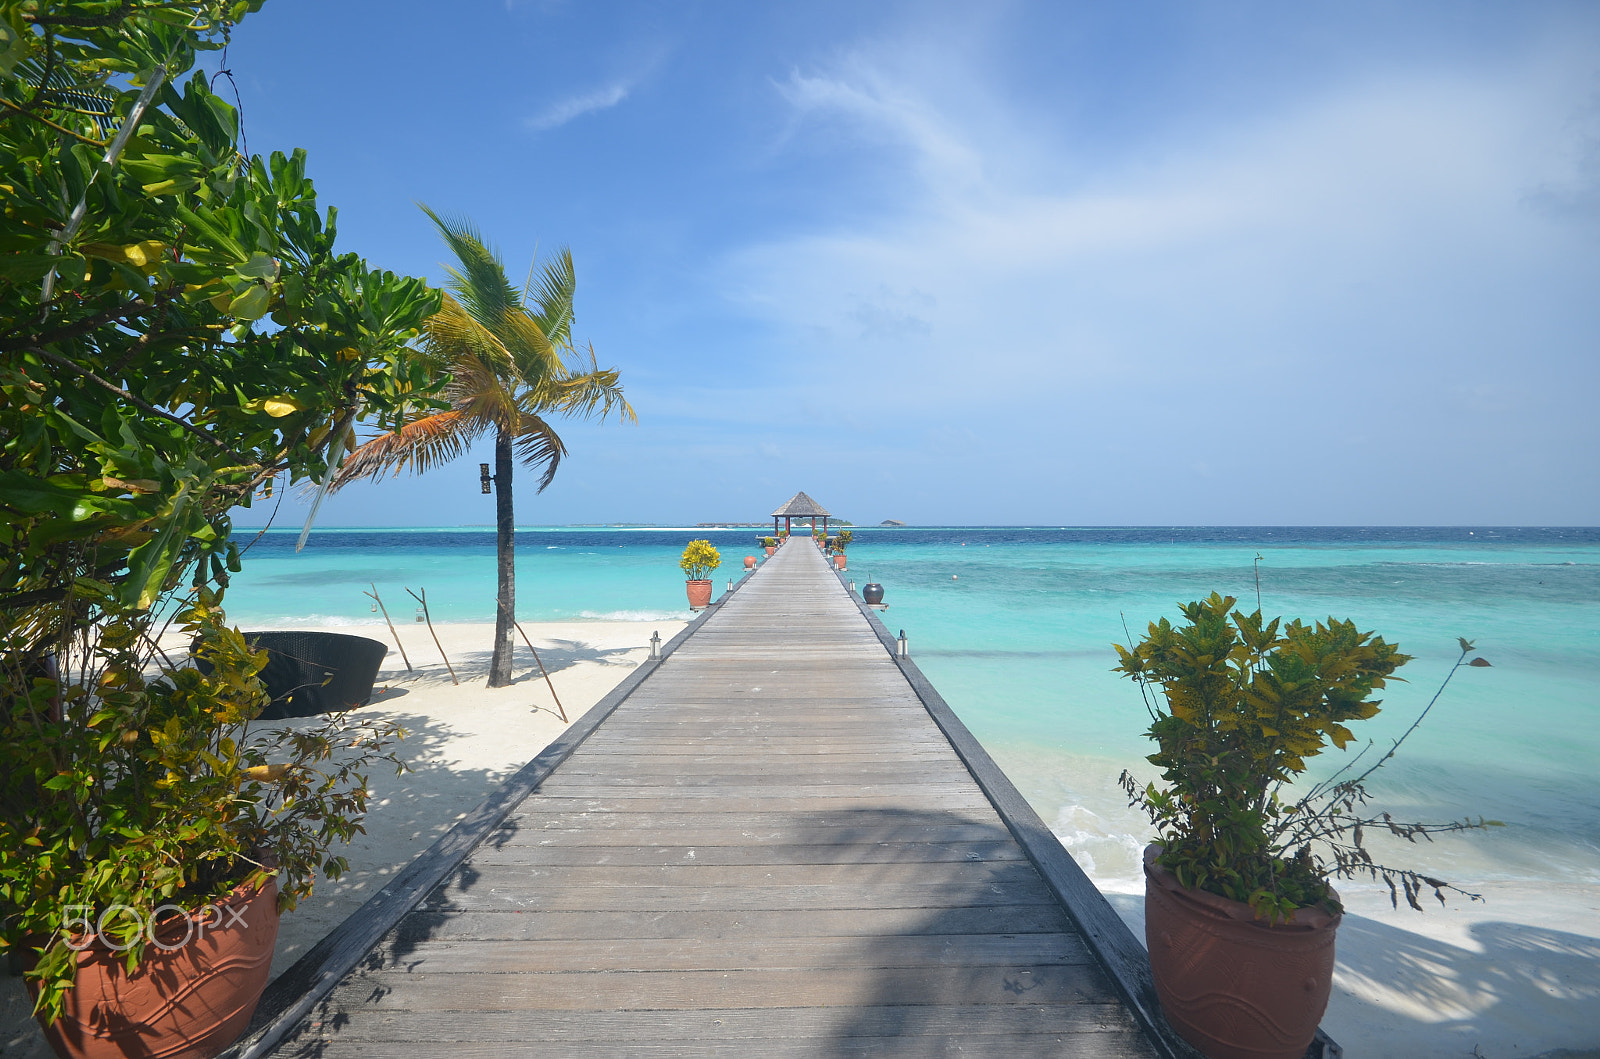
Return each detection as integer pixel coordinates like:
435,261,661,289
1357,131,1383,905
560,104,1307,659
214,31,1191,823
526,82,631,131
776,63,985,192
733,54,1587,386
694,37,1600,521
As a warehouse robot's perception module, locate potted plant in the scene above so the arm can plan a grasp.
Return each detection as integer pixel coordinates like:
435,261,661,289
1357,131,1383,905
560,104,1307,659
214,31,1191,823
1,6,440,1053
680,540,722,609
761,537,777,556
832,530,853,570
5,594,406,1058
1115,593,1497,1059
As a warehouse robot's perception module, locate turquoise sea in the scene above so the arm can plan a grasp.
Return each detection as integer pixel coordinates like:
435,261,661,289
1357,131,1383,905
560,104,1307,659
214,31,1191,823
220,525,1600,896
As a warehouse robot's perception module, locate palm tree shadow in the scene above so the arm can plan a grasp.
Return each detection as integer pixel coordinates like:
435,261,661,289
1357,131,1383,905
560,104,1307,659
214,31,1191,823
815,810,1147,1055
1328,912,1600,1056
373,639,640,690
257,706,528,976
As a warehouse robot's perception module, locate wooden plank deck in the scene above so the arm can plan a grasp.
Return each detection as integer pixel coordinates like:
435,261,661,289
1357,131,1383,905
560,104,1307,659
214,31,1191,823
237,539,1209,1057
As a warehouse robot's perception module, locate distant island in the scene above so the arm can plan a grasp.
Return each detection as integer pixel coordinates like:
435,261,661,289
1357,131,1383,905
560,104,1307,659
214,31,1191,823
879,519,906,527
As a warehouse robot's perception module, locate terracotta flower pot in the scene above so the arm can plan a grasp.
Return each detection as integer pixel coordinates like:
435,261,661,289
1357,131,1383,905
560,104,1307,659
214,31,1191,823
834,554,846,570
685,580,713,608
1143,846,1338,1059
744,556,756,569
33,876,280,1059
764,547,775,556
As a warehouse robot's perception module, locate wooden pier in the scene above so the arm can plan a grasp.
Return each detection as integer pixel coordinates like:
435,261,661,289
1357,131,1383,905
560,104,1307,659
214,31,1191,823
226,538,1331,1058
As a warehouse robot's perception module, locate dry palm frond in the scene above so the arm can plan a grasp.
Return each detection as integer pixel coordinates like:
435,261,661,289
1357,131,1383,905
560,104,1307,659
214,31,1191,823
529,345,636,423
451,383,521,434
330,411,485,489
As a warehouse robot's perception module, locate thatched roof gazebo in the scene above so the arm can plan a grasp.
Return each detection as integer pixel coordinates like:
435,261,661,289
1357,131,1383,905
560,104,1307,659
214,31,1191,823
772,491,831,536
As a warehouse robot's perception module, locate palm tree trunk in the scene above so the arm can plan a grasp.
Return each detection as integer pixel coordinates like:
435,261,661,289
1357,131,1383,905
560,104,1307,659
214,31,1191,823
489,426,516,687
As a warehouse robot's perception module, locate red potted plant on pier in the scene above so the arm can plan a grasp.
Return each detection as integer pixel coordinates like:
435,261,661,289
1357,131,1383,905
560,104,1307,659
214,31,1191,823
832,531,853,570
681,540,722,609
1115,594,1497,1059
761,536,777,556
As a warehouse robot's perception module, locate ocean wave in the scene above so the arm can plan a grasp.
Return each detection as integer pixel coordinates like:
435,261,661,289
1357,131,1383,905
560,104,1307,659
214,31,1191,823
235,615,387,628
1051,803,1150,895
576,609,689,621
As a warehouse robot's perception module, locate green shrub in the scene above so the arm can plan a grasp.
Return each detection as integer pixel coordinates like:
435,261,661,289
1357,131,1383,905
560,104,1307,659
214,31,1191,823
0,0,435,1022
1116,592,1498,922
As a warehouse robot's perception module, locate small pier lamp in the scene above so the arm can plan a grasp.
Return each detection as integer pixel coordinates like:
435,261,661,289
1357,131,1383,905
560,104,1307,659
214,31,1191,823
897,629,908,659
479,463,492,494
649,630,661,660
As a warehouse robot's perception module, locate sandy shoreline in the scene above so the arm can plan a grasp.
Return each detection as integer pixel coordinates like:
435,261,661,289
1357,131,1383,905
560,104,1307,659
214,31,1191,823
4,615,1596,1057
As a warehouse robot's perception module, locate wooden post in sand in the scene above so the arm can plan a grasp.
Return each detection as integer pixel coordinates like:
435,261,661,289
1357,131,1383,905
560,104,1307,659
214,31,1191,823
364,583,413,672
514,621,568,723
405,586,457,685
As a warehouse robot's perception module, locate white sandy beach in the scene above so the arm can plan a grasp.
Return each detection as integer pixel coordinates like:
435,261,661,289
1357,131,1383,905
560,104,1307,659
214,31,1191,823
4,615,1596,1058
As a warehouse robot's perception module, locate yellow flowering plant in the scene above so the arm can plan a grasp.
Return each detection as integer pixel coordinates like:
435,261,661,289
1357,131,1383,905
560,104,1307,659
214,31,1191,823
679,539,721,581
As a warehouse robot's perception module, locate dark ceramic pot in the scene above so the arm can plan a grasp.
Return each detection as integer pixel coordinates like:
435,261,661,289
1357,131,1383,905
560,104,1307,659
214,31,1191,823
862,583,885,605
1143,845,1339,1059
196,632,387,719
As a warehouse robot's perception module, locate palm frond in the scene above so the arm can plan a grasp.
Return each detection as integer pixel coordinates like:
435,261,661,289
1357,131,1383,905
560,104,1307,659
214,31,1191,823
496,309,564,382
330,411,484,490
419,203,522,329
524,344,637,424
450,376,522,432
513,414,568,493
423,293,514,376
525,247,576,350
397,211,631,498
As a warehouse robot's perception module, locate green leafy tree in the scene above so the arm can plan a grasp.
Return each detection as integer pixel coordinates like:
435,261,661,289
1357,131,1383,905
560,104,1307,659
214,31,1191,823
333,208,634,687
1,0,439,1022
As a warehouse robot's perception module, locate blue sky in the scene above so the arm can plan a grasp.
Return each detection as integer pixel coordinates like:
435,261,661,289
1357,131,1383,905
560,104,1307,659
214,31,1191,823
220,1,1599,527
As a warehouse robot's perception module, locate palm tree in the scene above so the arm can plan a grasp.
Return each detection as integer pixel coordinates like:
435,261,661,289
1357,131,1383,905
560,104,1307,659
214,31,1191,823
333,207,634,686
